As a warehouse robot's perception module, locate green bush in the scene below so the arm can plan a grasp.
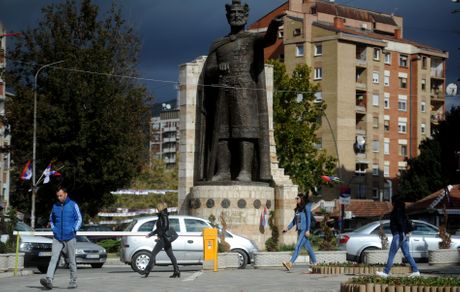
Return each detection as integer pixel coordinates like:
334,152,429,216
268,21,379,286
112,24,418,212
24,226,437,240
350,275,460,287
264,211,279,251
278,243,295,251
98,239,120,253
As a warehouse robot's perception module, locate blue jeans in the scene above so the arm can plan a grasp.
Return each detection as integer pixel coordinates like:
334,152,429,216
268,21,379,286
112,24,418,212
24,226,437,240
384,233,418,274
290,231,317,264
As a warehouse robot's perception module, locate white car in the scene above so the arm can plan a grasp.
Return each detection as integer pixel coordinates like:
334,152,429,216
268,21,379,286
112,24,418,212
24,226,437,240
339,219,460,262
120,215,258,273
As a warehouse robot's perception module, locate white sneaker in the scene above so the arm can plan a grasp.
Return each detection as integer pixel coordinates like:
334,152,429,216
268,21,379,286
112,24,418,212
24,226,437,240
409,271,420,277
376,271,389,278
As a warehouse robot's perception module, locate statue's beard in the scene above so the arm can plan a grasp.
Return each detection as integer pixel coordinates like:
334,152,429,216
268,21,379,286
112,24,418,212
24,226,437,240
229,17,247,27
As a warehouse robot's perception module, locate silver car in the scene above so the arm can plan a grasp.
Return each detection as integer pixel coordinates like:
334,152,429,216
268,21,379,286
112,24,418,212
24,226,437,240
120,215,258,272
339,219,460,262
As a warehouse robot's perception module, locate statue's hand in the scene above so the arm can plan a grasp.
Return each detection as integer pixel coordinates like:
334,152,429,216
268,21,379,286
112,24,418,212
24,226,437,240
218,63,230,73
273,13,286,26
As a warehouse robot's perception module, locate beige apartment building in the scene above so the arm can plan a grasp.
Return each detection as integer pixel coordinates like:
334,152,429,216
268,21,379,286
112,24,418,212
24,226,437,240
250,0,448,200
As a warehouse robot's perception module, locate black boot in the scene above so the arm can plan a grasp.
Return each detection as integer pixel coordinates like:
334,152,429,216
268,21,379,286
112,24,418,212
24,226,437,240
143,263,152,278
170,268,180,278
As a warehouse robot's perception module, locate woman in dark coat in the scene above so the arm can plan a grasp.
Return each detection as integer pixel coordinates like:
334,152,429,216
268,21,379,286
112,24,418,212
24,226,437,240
143,202,180,278
376,196,419,278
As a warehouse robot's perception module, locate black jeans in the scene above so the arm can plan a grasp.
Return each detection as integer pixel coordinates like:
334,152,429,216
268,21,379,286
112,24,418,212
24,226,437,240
145,237,178,272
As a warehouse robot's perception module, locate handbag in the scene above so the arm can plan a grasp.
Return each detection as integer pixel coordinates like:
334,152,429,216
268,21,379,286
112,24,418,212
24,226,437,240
164,227,179,243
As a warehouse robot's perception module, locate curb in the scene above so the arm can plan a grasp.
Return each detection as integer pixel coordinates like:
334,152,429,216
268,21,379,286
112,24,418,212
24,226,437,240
0,269,34,279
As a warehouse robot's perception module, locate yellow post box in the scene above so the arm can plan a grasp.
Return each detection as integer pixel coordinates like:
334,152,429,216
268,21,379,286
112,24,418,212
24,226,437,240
202,227,218,272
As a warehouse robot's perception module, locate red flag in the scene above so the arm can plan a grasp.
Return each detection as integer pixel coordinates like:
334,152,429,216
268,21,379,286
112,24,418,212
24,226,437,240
20,161,32,181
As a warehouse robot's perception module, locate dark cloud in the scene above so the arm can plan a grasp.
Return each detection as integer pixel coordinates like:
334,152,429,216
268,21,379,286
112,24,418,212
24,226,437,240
1,0,459,101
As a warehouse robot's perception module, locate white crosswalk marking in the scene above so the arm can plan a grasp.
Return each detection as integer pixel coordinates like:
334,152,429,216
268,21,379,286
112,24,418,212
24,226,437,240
182,271,203,282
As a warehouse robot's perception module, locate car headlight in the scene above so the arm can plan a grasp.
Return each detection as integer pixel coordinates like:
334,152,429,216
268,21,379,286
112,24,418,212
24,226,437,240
19,242,32,252
75,249,85,255
99,249,106,254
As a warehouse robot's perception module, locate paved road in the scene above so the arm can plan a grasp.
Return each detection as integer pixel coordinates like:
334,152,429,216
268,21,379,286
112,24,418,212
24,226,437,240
1,263,459,292
0,264,348,292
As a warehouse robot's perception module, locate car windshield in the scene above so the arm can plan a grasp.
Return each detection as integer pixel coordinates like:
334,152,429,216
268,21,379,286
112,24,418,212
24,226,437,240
76,236,91,243
124,220,137,231
15,221,33,231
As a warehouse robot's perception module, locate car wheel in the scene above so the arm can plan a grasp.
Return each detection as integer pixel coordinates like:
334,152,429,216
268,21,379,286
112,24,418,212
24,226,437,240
232,249,248,269
91,263,104,268
37,265,48,274
131,251,152,273
359,247,379,263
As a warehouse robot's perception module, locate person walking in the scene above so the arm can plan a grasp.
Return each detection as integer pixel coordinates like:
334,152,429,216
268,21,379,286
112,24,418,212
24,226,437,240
143,201,180,278
282,192,317,272
40,186,82,289
376,196,420,278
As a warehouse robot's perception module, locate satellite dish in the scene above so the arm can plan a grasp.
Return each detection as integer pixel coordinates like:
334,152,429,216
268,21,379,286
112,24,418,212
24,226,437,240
446,83,458,96
166,104,171,109
357,135,365,146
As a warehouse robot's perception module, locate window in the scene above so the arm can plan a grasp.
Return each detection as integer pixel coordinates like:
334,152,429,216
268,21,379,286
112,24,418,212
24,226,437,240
372,164,379,176
184,218,210,232
400,144,407,157
384,120,390,131
293,28,301,36
372,139,379,152
355,163,367,174
314,91,323,103
421,79,426,91
372,188,379,199
372,94,379,106
372,72,380,84
398,95,407,111
384,71,390,86
421,101,426,112
384,93,390,109
384,161,390,177
314,67,322,80
384,52,391,64
373,48,380,60
314,43,322,56
138,220,156,232
169,218,180,232
399,77,407,88
421,123,426,134
296,44,304,57
373,116,379,128
398,121,407,133
399,54,408,67
384,139,390,155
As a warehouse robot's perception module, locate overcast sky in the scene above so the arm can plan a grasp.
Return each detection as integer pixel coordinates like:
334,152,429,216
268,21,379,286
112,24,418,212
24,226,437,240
0,0,459,103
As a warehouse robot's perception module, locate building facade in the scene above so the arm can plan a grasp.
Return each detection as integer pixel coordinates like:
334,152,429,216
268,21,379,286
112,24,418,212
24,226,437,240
150,107,180,167
0,23,12,210
250,0,448,200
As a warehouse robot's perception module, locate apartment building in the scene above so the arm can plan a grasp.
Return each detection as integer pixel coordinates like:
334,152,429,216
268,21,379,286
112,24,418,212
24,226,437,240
150,104,180,167
0,23,11,210
250,0,448,200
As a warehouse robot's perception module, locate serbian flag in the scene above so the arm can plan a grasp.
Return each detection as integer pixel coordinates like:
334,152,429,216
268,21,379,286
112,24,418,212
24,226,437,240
321,175,343,184
42,163,61,184
259,207,269,233
20,160,32,180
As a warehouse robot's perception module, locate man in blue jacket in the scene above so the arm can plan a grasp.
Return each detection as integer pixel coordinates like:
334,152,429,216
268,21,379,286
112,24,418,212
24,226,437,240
40,186,82,290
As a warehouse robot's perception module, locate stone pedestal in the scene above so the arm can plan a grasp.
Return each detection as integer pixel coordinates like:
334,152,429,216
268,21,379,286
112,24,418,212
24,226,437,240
190,184,274,249
179,57,298,249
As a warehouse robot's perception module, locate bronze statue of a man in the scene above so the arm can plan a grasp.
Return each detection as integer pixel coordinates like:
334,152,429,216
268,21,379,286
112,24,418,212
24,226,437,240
196,0,284,183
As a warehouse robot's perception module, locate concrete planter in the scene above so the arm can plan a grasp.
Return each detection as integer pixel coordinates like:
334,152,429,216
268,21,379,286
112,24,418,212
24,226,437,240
429,249,460,265
312,265,411,275
254,251,305,269
341,282,460,292
218,252,240,269
0,253,25,272
363,249,402,265
202,252,240,270
314,250,346,264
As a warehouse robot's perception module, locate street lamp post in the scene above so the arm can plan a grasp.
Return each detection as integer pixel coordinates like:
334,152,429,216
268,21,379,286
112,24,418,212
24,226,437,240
31,60,64,229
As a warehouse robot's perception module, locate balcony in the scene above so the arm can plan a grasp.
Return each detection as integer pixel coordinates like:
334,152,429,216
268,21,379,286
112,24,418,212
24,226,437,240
430,90,444,101
356,58,367,68
356,82,367,91
163,147,176,153
163,126,177,133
